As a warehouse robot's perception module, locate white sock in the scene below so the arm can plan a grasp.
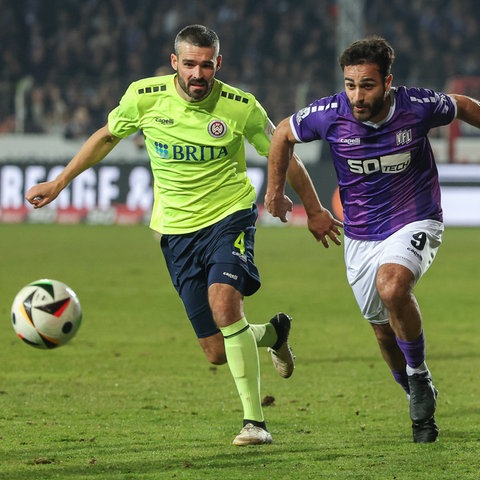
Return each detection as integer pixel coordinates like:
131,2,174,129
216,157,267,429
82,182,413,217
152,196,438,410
406,361,429,376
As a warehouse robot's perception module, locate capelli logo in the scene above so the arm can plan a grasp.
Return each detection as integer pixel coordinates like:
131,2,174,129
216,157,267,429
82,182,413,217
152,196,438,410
155,118,174,125
339,137,361,145
223,271,238,280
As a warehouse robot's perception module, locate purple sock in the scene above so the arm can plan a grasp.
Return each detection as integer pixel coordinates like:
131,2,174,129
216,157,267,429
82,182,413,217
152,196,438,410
391,369,410,394
396,332,425,369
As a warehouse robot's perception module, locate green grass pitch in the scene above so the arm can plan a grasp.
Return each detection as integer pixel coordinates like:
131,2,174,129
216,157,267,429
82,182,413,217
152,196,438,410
0,223,479,479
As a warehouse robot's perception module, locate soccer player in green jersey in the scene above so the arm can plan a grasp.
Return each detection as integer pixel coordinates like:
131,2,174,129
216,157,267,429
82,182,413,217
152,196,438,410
26,24,341,445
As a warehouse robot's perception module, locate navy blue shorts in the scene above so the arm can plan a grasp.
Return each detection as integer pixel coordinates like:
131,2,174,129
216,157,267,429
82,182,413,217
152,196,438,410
160,206,261,338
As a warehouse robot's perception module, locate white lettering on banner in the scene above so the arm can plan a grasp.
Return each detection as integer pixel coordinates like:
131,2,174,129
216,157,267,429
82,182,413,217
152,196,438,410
126,166,153,210
0,164,154,211
49,165,71,209
72,169,97,209
0,164,262,220
25,166,46,198
98,166,120,208
1,165,23,208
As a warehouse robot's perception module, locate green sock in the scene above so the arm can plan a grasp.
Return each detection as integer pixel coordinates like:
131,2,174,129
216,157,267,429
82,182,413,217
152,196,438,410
250,322,277,348
220,317,264,422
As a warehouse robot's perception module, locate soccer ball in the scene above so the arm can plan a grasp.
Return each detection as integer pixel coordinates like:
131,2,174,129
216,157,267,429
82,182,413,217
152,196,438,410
11,279,82,349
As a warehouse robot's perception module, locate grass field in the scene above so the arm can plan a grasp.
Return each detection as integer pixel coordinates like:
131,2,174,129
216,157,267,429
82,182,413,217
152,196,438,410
0,223,479,479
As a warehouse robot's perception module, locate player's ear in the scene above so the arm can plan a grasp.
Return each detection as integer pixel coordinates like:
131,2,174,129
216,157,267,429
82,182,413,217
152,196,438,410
171,53,178,71
216,54,223,72
385,73,393,92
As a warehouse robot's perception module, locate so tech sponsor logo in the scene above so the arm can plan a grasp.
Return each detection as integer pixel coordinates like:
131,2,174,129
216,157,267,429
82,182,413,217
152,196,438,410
346,129,413,175
347,152,411,175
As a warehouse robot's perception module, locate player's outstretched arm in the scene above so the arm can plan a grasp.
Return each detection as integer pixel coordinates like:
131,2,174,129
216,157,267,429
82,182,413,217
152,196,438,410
265,117,297,222
450,94,480,129
26,124,121,209
265,117,343,248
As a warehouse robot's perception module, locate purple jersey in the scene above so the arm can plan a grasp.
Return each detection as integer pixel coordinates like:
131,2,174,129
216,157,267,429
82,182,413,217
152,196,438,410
290,87,457,240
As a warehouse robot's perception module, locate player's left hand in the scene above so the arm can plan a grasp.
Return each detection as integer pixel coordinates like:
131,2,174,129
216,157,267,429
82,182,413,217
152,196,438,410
307,208,343,248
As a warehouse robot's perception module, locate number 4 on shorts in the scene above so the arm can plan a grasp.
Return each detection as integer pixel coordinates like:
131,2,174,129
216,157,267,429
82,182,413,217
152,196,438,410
234,231,246,254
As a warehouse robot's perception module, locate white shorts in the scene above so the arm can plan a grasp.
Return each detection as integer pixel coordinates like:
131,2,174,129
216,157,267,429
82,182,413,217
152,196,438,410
344,220,444,324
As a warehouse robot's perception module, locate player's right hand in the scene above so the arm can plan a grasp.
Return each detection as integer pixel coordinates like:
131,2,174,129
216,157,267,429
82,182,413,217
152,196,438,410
25,181,61,209
306,208,343,248
264,192,293,223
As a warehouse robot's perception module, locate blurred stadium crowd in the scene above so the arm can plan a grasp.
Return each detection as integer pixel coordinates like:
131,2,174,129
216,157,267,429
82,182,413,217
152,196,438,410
1,0,480,137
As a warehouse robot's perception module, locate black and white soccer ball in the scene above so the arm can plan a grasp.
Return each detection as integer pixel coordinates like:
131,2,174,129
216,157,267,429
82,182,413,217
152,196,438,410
11,279,82,349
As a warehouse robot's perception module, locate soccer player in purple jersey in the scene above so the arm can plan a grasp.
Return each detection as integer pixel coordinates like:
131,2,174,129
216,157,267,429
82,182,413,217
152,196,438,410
265,36,480,443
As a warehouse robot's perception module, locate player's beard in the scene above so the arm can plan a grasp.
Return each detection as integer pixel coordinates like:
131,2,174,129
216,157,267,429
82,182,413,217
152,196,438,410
178,76,213,101
350,89,387,122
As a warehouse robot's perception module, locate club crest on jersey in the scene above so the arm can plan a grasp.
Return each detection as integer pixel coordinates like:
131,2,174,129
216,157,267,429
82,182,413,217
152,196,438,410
208,120,227,138
396,129,412,146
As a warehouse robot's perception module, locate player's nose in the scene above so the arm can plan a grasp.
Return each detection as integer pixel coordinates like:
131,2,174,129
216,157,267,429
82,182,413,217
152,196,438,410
352,87,364,103
191,65,202,79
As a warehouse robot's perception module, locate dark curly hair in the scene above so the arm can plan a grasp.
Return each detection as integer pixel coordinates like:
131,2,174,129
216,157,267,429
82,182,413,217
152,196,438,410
339,35,395,78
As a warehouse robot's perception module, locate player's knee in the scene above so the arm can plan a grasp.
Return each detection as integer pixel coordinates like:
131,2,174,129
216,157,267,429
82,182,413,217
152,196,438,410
377,275,397,302
376,268,413,308
208,283,243,327
205,350,227,365
198,334,227,365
